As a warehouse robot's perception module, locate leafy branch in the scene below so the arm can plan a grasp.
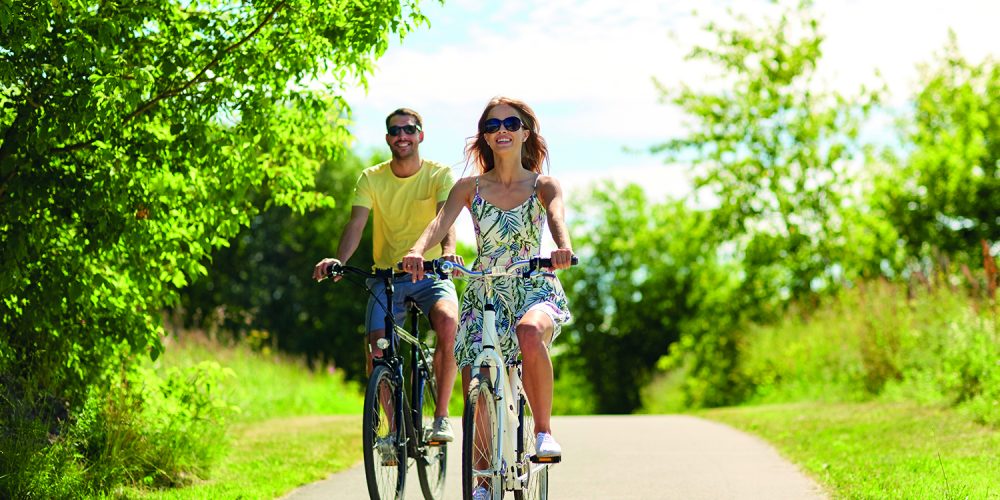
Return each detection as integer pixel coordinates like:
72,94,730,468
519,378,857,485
50,0,289,156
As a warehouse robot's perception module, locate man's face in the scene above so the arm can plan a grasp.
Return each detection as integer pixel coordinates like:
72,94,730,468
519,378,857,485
385,114,423,160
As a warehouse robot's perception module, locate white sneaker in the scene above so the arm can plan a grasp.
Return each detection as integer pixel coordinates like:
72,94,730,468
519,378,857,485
472,485,490,500
429,416,454,442
535,432,562,458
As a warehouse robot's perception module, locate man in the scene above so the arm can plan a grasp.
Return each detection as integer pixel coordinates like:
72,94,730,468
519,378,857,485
312,108,460,442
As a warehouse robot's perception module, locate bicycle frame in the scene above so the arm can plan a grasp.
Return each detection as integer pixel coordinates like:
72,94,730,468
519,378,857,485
327,263,448,500
439,257,573,495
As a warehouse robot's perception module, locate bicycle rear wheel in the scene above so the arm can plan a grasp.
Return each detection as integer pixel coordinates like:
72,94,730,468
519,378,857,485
463,372,502,499
414,358,447,499
363,364,406,499
515,393,548,500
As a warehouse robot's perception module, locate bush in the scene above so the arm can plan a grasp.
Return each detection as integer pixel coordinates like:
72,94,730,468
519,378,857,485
0,358,235,497
730,279,1000,426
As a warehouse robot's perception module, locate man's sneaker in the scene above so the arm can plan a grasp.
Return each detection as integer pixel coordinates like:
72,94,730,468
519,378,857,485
535,432,562,459
376,436,398,466
429,417,454,443
472,485,490,500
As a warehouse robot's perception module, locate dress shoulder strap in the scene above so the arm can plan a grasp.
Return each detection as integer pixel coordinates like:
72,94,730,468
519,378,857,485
476,176,480,194
532,174,540,191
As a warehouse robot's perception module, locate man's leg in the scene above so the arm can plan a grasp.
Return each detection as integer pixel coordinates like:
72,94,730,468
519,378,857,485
428,299,458,418
366,328,386,374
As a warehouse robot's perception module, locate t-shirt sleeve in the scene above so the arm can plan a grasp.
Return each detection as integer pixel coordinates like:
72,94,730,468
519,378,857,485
434,165,455,204
352,172,373,209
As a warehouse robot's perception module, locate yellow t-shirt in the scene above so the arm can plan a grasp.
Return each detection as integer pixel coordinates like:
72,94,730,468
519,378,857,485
353,160,455,269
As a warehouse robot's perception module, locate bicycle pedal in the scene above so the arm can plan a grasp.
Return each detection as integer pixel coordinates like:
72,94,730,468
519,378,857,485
529,454,560,464
425,440,446,446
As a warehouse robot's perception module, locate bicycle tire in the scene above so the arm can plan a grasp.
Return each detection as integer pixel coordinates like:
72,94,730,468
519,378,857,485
515,394,548,500
463,372,502,499
414,356,447,499
363,364,406,499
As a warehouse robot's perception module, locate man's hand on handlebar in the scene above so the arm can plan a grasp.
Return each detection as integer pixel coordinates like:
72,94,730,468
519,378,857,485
313,257,342,282
400,251,425,282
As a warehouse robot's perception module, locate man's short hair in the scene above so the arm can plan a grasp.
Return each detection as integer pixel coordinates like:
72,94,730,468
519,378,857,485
385,108,423,130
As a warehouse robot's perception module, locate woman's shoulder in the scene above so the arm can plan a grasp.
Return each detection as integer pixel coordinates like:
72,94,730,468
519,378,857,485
454,175,478,190
534,174,563,194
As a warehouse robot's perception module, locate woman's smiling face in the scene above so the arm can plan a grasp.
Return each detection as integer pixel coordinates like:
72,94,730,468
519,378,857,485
485,103,529,152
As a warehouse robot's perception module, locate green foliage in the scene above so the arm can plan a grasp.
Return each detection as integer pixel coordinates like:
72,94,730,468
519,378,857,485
172,148,378,383
564,183,745,412
1,354,235,496
871,34,1000,267
1,0,434,495
652,1,883,300
732,280,1000,426
156,335,364,423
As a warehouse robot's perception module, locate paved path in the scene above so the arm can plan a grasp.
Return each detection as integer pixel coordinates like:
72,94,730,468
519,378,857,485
282,415,826,499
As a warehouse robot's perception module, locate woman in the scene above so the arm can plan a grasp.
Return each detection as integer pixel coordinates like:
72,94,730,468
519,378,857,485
402,96,573,466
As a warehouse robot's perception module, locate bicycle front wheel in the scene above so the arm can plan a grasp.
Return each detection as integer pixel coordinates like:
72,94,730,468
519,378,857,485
415,360,447,499
363,364,406,499
463,372,502,499
515,394,548,500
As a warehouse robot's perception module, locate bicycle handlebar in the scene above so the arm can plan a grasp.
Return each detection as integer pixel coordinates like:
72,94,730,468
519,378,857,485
435,255,578,278
327,255,577,281
326,260,443,280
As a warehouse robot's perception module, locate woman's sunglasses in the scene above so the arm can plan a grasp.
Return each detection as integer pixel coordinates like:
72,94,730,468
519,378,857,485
483,116,524,134
387,124,421,136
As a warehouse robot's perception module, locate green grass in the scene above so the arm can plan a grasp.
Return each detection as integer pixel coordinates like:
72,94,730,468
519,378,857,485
129,415,360,499
123,336,366,498
702,401,1000,499
156,335,365,423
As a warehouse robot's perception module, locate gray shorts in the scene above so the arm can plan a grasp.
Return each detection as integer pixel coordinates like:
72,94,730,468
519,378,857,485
365,275,458,333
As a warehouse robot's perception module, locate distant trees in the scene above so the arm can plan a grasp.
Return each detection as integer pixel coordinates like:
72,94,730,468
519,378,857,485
872,34,1000,270
173,149,381,382
565,2,998,412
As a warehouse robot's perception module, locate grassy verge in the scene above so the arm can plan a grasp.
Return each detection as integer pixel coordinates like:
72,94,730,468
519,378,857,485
131,415,360,499
123,335,366,498
701,401,1000,499
156,335,365,423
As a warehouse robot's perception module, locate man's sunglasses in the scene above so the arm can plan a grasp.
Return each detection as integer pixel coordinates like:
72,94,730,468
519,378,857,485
483,116,524,134
387,124,421,136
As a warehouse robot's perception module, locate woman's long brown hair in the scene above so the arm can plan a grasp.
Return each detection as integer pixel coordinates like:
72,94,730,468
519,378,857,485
465,96,549,175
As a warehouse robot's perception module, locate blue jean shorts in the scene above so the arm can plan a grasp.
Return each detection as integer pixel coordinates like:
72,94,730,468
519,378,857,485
365,275,458,333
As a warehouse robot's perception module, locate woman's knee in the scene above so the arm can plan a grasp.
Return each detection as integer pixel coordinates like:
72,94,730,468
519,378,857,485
516,321,548,357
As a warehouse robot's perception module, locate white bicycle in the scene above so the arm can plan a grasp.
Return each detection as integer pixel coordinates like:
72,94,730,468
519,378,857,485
434,255,576,500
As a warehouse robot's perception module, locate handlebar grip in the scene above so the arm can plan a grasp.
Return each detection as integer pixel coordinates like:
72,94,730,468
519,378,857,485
326,263,342,277
538,255,579,268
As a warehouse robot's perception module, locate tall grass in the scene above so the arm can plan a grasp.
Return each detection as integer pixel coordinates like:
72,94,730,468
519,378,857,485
734,281,1000,425
1,333,364,498
156,333,364,423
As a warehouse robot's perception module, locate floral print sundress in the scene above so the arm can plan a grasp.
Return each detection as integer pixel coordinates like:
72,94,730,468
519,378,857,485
455,175,572,368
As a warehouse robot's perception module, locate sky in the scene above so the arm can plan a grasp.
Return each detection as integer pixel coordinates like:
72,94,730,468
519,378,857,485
337,0,1000,247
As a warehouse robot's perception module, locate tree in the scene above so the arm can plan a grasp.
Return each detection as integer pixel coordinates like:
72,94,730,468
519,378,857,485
652,1,882,301
1,0,435,492
872,34,1000,269
563,184,745,411
173,148,380,382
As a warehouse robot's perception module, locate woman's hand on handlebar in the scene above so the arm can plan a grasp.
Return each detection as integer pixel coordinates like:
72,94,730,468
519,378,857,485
400,251,425,282
313,257,342,282
548,248,574,270
440,253,465,275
